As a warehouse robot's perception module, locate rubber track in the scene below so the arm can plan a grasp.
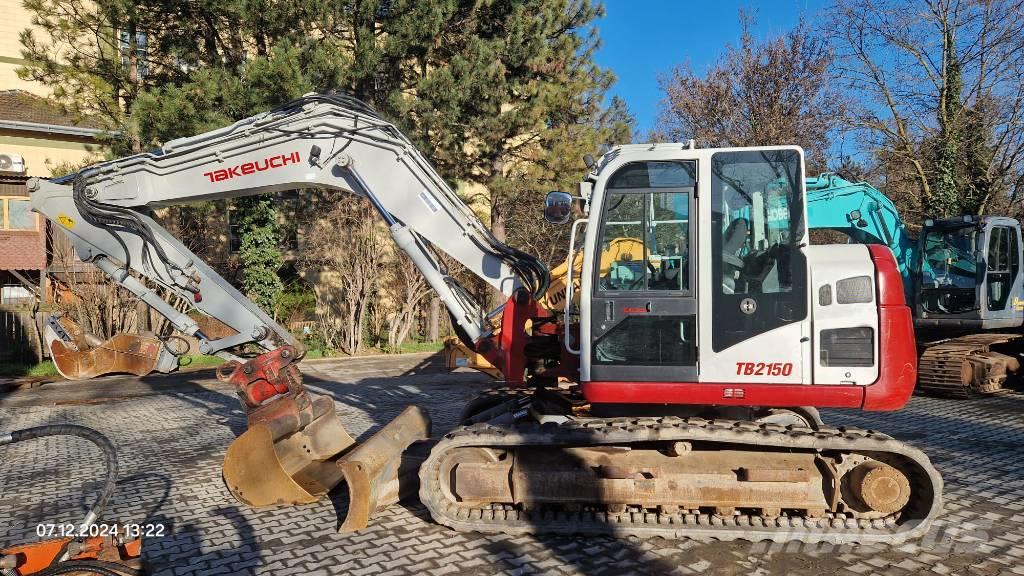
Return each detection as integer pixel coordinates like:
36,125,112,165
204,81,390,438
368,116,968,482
918,333,1021,398
419,416,943,544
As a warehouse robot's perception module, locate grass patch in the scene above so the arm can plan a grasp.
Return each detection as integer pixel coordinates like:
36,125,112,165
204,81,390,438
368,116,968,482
0,343,443,381
0,360,61,379
394,340,444,354
176,355,227,369
303,348,329,359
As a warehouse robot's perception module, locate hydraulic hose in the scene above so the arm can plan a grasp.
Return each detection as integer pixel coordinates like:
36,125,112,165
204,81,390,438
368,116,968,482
30,559,140,576
0,425,118,534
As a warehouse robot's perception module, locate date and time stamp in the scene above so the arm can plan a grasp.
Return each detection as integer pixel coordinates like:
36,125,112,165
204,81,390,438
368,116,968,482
35,523,166,539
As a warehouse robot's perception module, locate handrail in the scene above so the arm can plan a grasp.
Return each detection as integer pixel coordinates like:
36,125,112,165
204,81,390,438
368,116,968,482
564,218,588,355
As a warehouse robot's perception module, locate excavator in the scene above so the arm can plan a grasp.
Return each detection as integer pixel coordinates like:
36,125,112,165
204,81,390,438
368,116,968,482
806,173,1024,397
27,92,942,544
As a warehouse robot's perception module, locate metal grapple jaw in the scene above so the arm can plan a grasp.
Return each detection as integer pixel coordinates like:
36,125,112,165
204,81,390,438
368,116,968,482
44,314,179,380
219,346,431,532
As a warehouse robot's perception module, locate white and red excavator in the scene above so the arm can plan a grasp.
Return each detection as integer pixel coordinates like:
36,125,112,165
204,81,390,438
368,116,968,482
27,92,941,544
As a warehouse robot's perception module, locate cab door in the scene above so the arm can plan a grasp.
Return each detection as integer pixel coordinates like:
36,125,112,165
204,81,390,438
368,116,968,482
701,148,809,384
589,160,698,382
982,221,1023,324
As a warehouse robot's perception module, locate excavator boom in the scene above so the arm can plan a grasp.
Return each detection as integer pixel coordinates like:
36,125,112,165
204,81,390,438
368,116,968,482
29,92,547,530
33,93,546,367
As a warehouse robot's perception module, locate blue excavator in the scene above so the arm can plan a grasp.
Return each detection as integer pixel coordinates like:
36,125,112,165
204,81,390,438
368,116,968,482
807,173,1024,397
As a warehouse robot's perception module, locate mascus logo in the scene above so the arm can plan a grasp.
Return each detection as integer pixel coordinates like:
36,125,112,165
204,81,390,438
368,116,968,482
203,152,300,182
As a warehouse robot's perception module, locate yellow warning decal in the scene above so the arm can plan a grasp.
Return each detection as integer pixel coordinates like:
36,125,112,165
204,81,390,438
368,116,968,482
58,214,75,228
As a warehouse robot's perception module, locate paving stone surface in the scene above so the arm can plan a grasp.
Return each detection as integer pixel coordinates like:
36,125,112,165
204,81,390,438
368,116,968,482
1,352,1023,575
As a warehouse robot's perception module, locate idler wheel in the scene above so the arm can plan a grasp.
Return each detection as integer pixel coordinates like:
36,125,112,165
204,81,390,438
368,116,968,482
846,461,911,514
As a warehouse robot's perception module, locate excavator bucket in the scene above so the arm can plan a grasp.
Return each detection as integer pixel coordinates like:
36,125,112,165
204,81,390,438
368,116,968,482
219,347,431,532
44,315,178,380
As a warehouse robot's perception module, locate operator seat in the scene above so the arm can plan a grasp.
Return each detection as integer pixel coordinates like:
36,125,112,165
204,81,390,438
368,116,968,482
722,217,749,292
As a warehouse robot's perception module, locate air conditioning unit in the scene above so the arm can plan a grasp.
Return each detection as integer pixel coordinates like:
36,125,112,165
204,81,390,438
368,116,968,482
0,152,26,174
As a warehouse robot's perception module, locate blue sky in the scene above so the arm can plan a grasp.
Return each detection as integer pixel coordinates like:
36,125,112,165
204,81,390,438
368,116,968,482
594,0,830,138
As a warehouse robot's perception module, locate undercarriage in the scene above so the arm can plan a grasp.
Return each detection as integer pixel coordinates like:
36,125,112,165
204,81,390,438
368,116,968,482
419,389,942,544
918,333,1022,397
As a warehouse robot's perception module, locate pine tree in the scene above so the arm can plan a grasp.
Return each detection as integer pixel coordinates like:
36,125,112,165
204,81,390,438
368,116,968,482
387,0,619,248
18,0,166,154
21,0,627,313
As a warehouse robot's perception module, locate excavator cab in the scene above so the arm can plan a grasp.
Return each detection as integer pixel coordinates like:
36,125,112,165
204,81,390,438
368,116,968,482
579,147,820,393
915,216,1024,330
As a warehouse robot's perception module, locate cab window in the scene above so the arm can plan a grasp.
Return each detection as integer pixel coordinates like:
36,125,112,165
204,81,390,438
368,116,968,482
987,226,1018,311
597,161,694,293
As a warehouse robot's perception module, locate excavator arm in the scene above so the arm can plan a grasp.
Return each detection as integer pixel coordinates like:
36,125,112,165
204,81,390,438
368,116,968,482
28,92,552,531
806,173,917,302
31,92,547,372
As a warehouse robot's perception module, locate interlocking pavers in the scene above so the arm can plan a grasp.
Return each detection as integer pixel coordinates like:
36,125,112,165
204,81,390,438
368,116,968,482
3,352,1024,574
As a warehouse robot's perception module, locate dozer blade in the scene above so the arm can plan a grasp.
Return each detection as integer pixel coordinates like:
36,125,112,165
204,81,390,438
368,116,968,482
335,406,433,532
219,347,431,532
44,315,178,380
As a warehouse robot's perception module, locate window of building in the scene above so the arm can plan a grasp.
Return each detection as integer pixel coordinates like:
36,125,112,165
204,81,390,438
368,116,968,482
228,203,242,254
1,285,33,304
1,197,38,231
120,30,149,78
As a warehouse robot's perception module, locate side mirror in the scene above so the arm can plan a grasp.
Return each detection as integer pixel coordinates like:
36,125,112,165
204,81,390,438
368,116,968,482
544,191,573,224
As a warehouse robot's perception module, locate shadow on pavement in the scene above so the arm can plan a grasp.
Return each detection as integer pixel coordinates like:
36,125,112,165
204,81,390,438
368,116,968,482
145,506,260,575
9,351,1024,574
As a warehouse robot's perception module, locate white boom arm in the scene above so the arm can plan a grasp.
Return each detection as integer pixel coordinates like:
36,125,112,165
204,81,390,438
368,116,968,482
29,93,547,359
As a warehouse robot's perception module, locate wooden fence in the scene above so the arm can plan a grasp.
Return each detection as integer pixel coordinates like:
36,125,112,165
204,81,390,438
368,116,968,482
0,305,44,364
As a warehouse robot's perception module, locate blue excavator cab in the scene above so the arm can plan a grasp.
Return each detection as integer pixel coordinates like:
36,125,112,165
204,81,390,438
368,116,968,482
915,215,1024,331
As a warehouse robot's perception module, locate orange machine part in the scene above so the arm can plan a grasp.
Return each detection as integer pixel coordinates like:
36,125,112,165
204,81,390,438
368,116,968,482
1,535,142,575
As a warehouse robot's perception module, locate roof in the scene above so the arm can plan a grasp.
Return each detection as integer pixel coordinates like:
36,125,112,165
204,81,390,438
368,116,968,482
0,90,107,137
0,173,30,194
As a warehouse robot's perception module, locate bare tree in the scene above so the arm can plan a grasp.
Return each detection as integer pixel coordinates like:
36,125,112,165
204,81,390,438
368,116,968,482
298,199,384,355
829,0,1024,217
48,229,138,340
380,251,431,352
655,12,839,169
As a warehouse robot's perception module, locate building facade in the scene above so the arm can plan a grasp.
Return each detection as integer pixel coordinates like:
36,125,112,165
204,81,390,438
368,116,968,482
0,0,107,305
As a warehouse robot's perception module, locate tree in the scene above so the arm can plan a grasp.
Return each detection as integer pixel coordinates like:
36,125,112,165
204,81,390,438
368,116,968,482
19,0,170,154
502,95,633,267
655,13,838,169
380,253,432,352
233,195,285,312
376,0,626,272
930,27,967,215
22,0,629,336
829,0,1024,218
298,200,384,355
